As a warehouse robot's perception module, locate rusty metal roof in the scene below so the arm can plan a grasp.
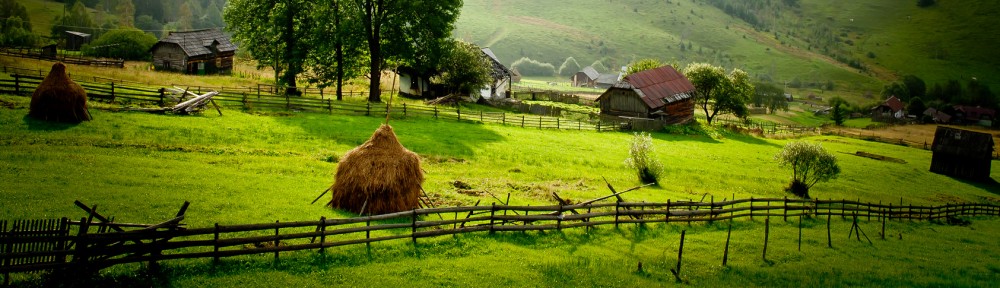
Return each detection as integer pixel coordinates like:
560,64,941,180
609,66,695,109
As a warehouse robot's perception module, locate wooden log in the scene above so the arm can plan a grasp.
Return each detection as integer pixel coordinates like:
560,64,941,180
763,218,770,261
722,222,732,266
671,230,686,283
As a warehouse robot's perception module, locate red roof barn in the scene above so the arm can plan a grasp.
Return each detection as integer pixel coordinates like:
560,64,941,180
595,66,696,125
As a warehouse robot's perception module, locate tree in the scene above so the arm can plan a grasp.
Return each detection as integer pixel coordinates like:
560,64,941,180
902,75,926,99
684,62,754,124
881,81,909,101
225,0,314,94
437,41,492,95
909,97,927,122
350,0,462,102
135,15,164,37
624,132,663,184
624,58,662,77
51,2,95,40
82,28,158,60
753,82,788,114
942,79,962,103
774,141,841,198
1,0,32,33
828,97,848,125
307,0,365,101
115,0,136,27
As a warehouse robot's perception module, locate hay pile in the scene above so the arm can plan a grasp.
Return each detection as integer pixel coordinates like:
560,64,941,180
329,124,424,214
29,63,90,123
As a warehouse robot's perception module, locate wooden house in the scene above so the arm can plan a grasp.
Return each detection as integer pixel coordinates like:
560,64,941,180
930,126,995,181
478,47,513,100
872,96,905,121
571,66,600,87
953,105,996,127
150,28,236,75
594,72,622,89
398,66,435,98
595,66,696,125
63,31,91,51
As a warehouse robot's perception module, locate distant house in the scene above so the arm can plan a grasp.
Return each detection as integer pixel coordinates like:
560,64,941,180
570,66,600,87
594,72,622,89
929,127,995,181
63,31,91,51
150,28,237,75
397,66,435,98
478,47,513,100
595,66,696,125
922,108,952,124
953,105,996,127
872,96,905,121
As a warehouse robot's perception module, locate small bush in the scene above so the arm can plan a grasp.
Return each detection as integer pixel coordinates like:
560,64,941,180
624,132,663,184
82,28,158,60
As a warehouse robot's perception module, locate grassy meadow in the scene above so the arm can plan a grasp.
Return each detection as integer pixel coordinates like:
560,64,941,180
2,88,1000,285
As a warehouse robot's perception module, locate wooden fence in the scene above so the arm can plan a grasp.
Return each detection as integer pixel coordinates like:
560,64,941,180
0,48,124,68
2,197,998,281
0,73,638,132
715,116,819,135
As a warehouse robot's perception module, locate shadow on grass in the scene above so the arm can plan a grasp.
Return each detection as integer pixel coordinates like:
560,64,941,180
273,113,504,159
22,115,82,131
952,176,1000,196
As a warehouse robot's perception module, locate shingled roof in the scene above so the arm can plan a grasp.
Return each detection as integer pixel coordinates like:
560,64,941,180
152,28,236,57
601,66,696,109
480,48,512,81
579,66,600,80
932,126,995,158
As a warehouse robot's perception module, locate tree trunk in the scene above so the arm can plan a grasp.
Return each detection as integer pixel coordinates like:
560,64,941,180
280,1,298,95
334,0,344,101
363,0,382,103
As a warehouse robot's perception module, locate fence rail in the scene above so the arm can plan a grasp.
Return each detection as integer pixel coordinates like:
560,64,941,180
2,197,997,278
0,48,124,68
715,116,820,135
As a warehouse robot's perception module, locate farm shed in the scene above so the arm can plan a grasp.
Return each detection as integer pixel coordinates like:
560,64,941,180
595,65,696,125
398,67,435,98
594,72,622,89
63,31,91,51
929,126,995,181
150,28,237,75
478,47,513,100
872,96,905,121
571,66,600,87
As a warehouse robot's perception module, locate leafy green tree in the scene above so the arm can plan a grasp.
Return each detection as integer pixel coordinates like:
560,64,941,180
625,58,662,77
902,75,926,99
881,81,909,101
307,0,366,100
135,15,164,37
828,97,848,125
942,79,962,103
684,62,754,124
437,41,492,95
1,0,32,32
52,2,96,40
753,82,788,114
225,0,314,94
0,16,35,47
115,0,136,27
82,28,157,60
350,0,462,102
775,141,840,199
624,132,663,184
908,97,927,121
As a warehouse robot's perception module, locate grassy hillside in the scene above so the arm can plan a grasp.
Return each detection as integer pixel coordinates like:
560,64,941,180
2,92,1000,286
455,0,1000,103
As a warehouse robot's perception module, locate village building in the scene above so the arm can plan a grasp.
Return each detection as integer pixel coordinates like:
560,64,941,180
953,105,996,127
570,66,600,87
929,126,995,181
398,67,435,98
595,65,696,125
63,31,91,51
478,47,513,100
594,72,622,89
149,28,237,75
871,96,905,121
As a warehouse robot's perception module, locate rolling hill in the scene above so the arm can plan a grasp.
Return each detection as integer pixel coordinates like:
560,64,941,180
454,0,1000,103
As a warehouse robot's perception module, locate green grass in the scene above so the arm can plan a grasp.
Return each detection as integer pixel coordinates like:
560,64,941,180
3,93,1000,286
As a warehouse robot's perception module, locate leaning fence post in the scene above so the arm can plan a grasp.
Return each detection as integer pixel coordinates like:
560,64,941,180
826,213,832,248
722,221,732,266
762,218,770,261
671,230,686,282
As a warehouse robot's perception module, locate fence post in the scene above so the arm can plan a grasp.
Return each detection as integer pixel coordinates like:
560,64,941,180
273,221,280,260
479,110,483,122
672,230,686,282
72,217,90,269
763,218,770,261
366,102,371,116
434,106,438,118
488,203,496,234
538,116,543,129
722,221,732,266
749,197,754,221
13,74,19,95
411,210,418,245
521,115,525,128
557,118,560,129
614,200,621,228
366,219,371,250
783,197,788,222
319,216,327,253
158,88,165,106
402,103,407,116
327,99,333,113
502,113,506,125
457,105,461,120
213,223,220,263
826,213,832,248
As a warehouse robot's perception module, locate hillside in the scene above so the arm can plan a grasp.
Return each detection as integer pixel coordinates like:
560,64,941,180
454,0,1000,102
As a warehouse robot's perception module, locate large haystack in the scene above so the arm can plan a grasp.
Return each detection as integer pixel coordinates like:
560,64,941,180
329,124,423,214
29,63,90,123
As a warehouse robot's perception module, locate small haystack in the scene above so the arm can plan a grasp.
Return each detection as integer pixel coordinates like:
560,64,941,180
29,63,90,123
329,124,423,214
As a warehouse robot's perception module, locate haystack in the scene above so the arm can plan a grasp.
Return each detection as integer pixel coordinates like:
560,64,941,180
329,124,423,214
29,63,90,123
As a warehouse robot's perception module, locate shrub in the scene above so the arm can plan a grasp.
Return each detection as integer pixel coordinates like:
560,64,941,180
82,28,158,60
774,141,840,198
624,132,663,184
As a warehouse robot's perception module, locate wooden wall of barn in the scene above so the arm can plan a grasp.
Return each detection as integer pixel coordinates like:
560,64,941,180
599,89,648,118
151,44,187,72
660,98,695,125
930,154,992,180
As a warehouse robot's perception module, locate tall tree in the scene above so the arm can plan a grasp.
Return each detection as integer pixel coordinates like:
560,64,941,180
902,75,926,99
308,0,365,100
350,0,462,102
115,0,136,28
753,82,788,114
684,62,754,124
225,0,313,94
624,58,662,77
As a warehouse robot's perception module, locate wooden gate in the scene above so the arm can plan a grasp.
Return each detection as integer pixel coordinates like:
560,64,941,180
1,218,71,284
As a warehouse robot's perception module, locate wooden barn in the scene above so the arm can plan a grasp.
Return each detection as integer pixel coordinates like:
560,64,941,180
929,126,995,181
872,96,905,121
595,65,696,125
63,31,91,51
149,28,236,75
571,66,600,87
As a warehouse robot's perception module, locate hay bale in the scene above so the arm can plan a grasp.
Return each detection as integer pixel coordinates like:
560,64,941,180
29,63,90,123
329,124,423,214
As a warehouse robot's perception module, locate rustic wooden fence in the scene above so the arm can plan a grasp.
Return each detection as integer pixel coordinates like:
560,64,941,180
714,116,819,135
0,48,124,68
0,73,636,132
3,197,998,282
